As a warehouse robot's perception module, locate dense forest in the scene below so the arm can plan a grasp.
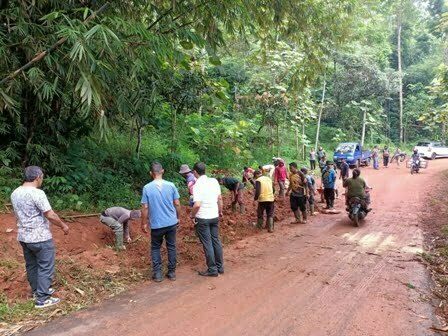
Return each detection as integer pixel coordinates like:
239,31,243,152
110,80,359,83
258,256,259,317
1,0,447,210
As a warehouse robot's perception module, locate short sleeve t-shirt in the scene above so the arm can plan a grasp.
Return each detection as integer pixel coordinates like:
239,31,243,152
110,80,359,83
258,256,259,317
193,175,221,219
11,186,53,243
344,177,366,199
141,180,180,229
223,177,243,191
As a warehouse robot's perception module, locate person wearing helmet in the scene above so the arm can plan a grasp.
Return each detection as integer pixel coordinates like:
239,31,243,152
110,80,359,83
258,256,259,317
411,149,421,168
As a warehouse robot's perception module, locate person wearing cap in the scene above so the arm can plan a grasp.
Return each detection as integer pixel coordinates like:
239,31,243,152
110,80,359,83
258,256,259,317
179,164,197,206
253,170,275,232
286,162,309,224
321,161,337,209
100,207,141,250
218,176,245,214
274,159,288,197
10,166,69,309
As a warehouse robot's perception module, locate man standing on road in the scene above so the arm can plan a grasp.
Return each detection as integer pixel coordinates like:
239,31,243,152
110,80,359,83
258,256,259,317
309,149,316,171
317,146,326,162
141,162,180,282
321,161,337,209
382,146,390,168
301,167,316,216
191,162,224,277
100,207,141,250
179,164,196,206
286,162,308,224
372,145,380,170
253,170,275,232
274,159,288,197
218,176,245,214
339,158,350,183
11,166,69,309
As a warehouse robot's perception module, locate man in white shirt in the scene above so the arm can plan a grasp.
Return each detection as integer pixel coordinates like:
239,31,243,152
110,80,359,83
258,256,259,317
10,166,69,309
190,162,224,277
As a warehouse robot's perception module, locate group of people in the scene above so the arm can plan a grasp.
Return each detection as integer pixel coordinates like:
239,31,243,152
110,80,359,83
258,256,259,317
371,145,405,169
10,162,225,309
10,153,376,310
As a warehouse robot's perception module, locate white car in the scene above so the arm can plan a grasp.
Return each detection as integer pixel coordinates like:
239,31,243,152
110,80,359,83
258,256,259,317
414,141,448,160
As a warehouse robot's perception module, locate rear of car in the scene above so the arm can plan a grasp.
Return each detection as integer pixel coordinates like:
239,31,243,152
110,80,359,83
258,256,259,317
414,141,448,160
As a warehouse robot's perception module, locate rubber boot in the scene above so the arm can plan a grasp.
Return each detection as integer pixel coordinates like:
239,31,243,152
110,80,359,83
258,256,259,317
239,204,246,214
256,218,263,229
231,203,237,213
291,210,300,224
115,233,125,251
301,210,307,224
310,204,315,216
267,217,274,233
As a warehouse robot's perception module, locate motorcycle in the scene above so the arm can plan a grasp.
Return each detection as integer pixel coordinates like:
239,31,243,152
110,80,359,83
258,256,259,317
347,188,371,227
410,159,420,174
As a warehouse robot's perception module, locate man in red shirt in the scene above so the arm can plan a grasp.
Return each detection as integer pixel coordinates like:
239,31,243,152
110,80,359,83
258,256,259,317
274,159,288,197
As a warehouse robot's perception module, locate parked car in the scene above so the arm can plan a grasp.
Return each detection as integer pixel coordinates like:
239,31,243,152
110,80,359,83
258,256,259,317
333,142,372,168
414,141,448,160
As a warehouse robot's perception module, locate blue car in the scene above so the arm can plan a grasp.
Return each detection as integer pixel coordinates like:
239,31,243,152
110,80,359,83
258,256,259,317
333,142,372,168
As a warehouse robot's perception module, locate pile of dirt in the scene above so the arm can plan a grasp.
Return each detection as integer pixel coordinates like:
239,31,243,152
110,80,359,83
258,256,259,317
421,170,448,328
0,190,304,304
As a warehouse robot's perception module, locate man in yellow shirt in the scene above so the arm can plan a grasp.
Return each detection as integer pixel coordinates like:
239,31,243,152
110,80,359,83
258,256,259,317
253,170,275,233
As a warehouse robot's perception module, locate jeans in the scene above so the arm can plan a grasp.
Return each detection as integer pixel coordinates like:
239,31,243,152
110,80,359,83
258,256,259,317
20,239,55,303
324,188,335,208
373,157,379,169
310,160,316,170
151,224,177,275
383,157,389,167
195,217,224,274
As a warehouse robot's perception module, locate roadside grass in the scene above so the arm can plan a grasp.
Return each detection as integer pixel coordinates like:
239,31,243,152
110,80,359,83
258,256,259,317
0,258,146,334
0,259,20,270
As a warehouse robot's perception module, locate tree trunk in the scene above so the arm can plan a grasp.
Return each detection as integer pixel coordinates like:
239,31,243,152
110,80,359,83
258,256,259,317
135,119,143,159
295,127,299,160
302,122,306,161
361,108,367,147
397,4,404,144
276,124,280,157
315,76,326,152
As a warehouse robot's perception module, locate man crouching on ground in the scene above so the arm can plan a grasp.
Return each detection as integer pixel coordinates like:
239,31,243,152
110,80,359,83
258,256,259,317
141,162,181,282
100,207,141,250
11,166,69,308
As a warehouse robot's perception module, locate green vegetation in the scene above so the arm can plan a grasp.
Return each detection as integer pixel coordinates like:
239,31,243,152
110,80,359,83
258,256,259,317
0,1,447,210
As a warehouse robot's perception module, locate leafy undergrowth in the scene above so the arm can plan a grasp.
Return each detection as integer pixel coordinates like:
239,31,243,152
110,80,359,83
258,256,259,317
421,171,448,329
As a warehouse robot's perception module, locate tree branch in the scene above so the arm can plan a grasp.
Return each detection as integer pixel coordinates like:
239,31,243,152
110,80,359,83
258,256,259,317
0,2,109,86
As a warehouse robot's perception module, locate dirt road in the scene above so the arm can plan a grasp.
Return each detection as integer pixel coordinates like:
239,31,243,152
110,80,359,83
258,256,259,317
26,160,447,336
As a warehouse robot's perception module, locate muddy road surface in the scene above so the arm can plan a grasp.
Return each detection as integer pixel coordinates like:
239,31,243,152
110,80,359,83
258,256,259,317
26,160,447,336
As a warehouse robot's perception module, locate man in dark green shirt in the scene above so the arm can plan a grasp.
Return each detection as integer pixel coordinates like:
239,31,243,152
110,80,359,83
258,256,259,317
218,176,245,214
